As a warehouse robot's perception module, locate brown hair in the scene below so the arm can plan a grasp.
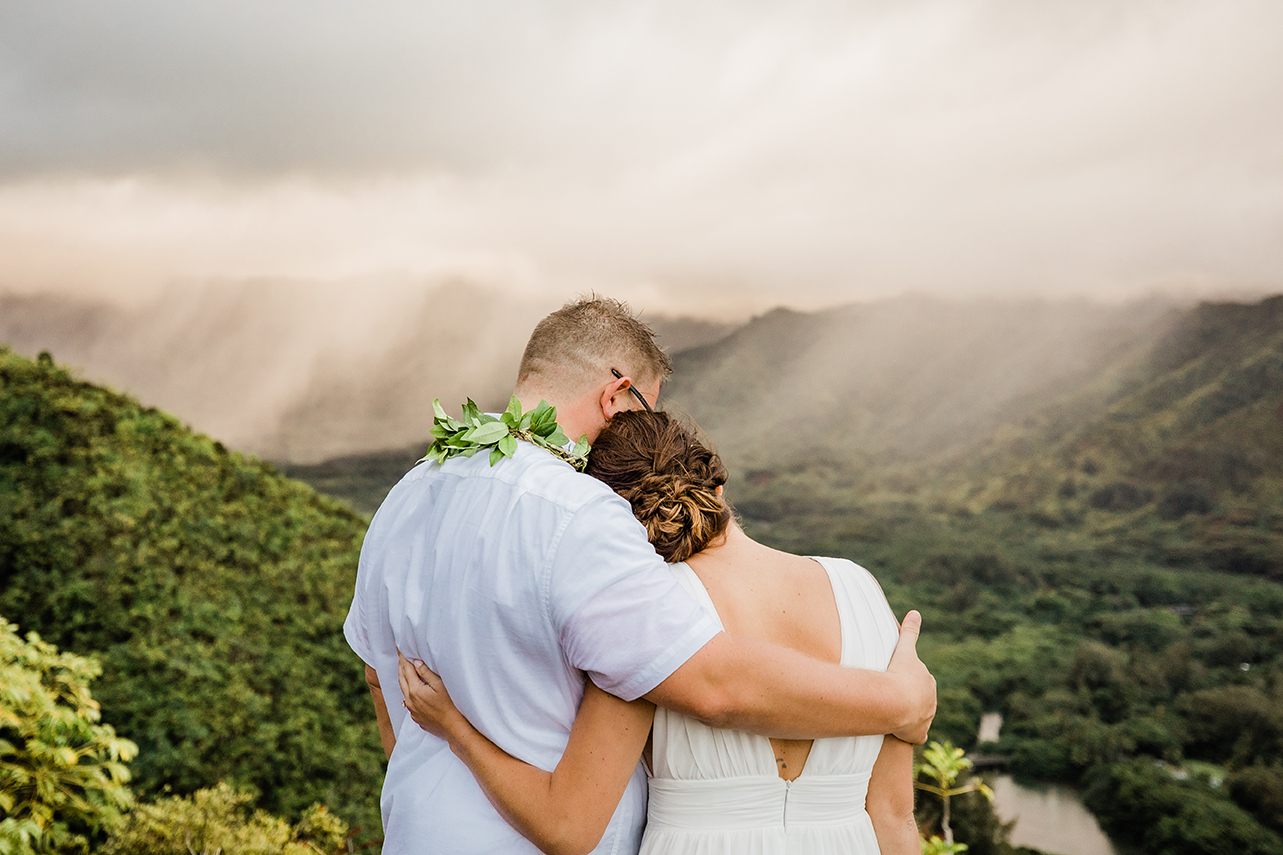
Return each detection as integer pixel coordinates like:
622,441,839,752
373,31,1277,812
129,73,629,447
518,296,673,393
586,410,732,563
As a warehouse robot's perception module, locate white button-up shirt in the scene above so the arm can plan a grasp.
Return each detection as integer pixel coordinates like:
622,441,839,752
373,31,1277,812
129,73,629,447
345,440,721,854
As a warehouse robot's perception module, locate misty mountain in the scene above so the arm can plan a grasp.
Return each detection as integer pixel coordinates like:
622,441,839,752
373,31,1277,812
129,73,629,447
663,295,1178,470
710,294,1283,579
961,295,1283,575
0,285,735,462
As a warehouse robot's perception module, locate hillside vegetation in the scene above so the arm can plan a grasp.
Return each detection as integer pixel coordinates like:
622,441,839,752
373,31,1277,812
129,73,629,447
0,348,382,833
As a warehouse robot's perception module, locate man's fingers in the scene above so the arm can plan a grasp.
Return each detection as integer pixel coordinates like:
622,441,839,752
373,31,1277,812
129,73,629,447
898,610,922,646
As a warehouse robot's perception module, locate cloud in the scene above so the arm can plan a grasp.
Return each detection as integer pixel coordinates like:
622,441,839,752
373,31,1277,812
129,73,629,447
0,0,1280,309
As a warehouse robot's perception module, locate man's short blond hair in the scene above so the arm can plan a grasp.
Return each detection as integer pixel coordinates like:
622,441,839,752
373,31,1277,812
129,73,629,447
517,296,672,395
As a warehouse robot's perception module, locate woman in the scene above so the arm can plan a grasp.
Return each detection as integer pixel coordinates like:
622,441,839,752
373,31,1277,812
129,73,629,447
398,410,918,855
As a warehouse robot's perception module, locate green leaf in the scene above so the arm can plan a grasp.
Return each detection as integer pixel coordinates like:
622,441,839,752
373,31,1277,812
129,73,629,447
547,427,570,448
461,399,483,426
571,436,590,458
432,398,449,422
463,422,509,445
489,447,504,466
529,400,554,427
498,433,518,458
506,396,523,422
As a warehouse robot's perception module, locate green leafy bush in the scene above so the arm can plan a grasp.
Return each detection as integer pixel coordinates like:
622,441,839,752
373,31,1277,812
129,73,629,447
102,783,347,855
0,618,136,855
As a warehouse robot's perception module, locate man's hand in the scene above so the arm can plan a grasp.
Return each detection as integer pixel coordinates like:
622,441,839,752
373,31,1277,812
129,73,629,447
886,611,936,744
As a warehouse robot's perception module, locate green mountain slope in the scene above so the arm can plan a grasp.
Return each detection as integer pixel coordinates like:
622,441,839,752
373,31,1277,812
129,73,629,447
663,296,1175,468
0,348,382,831
963,296,1283,569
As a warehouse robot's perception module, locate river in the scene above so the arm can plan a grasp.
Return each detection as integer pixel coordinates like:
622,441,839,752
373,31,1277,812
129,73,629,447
978,713,1119,855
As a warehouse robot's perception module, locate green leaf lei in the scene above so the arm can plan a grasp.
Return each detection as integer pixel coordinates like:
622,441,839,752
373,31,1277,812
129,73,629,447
420,396,591,471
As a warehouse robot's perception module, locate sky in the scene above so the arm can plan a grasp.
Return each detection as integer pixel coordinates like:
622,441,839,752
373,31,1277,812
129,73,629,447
2,0,1282,316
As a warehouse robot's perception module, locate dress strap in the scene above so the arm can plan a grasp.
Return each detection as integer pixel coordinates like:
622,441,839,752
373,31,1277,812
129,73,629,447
668,562,725,632
810,557,898,671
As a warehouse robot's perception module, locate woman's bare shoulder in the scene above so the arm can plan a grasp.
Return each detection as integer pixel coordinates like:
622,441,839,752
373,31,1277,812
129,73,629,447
688,539,842,662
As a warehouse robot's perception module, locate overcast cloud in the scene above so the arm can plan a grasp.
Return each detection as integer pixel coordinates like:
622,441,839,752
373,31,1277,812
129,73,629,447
1,0,1280,311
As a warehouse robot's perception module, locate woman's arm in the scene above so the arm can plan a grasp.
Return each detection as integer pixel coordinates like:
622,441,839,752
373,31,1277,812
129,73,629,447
398,653,654,855
865,734,919,855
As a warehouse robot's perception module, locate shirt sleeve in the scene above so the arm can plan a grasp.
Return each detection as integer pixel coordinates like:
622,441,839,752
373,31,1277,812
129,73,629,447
343,572,375,667
548,493,721,702
344,531,384,668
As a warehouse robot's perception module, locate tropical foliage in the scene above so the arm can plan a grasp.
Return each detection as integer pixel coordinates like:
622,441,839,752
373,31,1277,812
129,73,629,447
101,783,348,855
0,619,136,855
915,740,993,847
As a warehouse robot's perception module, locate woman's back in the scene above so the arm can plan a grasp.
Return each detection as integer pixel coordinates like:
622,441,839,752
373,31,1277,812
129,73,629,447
688,536,845,779
642,532,900,855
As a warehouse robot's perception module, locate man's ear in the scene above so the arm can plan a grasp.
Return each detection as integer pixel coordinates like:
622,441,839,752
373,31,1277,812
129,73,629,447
600,374,633,418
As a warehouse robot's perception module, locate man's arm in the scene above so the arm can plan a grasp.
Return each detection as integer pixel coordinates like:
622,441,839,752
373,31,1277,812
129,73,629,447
365,664,397,759
644,610,935,743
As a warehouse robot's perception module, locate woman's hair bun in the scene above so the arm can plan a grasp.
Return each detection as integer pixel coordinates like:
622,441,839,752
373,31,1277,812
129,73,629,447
586,411,732,563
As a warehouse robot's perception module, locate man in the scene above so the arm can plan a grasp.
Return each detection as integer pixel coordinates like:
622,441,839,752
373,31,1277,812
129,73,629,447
345,297,935,854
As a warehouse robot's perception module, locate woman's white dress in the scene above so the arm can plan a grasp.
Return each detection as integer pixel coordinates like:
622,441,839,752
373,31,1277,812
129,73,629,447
640,556,899,855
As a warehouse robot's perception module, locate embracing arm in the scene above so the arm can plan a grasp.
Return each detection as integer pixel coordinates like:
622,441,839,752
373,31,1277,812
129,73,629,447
646,610,936,743
364,665,397,760
398,654,653,855
866,735,919,854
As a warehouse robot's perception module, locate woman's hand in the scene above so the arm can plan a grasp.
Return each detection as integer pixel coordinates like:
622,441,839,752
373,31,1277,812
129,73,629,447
392,656,654,855
397,650,464,741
